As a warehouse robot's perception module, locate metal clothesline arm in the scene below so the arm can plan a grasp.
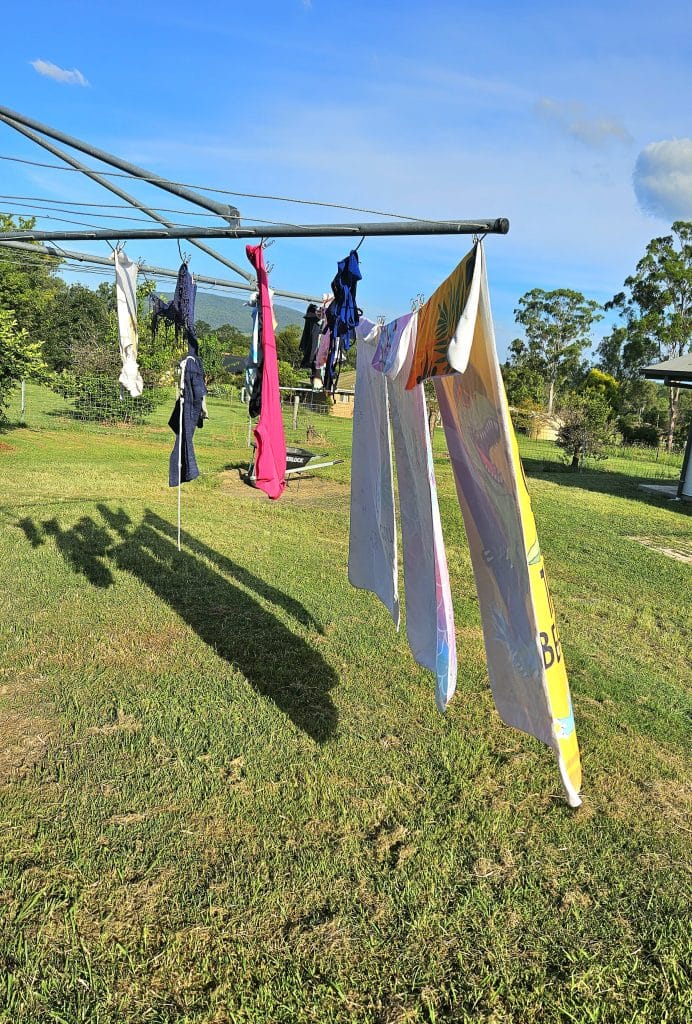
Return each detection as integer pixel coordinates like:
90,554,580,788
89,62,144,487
0,114,253,283
0,105,240,224
0,218,510,243
0,240,321,304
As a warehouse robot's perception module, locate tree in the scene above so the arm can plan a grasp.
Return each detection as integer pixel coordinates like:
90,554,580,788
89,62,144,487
582,368,620,413
0,309,47,415
197,333,226,387
513,288,602,414
43,283,112,371
276,324,301,366
195,319,212,339
216,323,248,354
501,362,546,408
0,215,65,349
606,221,692,451
556,391,616,469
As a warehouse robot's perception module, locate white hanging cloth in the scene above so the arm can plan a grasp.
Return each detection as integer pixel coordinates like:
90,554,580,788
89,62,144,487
349,316,457,713
348,320,400,628
111,249,144,399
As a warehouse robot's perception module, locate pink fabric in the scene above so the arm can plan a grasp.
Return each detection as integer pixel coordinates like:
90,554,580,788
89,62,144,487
246,244,286,499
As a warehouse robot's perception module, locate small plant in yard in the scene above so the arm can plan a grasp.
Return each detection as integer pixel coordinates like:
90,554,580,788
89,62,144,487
556,390,616,469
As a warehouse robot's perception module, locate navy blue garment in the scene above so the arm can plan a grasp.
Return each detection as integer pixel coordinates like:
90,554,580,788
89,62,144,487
325,250,362,393
330,250,362,350
151,263,198,349
168,348,207,486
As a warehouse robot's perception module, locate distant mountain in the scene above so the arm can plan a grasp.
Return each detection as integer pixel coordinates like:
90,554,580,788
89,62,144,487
162,291,305,334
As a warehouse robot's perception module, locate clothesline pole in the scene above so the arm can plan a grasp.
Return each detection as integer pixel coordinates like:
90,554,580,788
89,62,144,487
0,218,510,243
0,106,241,224
177,363,184,553
0,116,253,283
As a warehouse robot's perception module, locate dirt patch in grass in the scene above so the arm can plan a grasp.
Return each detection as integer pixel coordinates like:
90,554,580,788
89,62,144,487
0,441,15,453
219,468,349,506
87,710,142,735
628,535,692,565
0,711,53,784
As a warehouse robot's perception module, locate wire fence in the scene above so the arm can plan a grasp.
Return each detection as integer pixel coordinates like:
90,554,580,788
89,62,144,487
2,379,353,455
515,434,683,482
3,381,684,484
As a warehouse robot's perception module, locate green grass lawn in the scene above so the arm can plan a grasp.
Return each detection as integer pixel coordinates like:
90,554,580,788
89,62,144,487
1,386,690,1023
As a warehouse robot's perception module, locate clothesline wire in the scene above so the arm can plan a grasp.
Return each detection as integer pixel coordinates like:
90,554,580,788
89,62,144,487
2,202,381,233
0,194,245,218
5,199,217,222
0,249,307,302
0,152,432,222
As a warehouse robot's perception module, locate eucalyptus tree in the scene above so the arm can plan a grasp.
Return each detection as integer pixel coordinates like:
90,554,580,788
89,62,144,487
512,289,602,414
606,221,691,450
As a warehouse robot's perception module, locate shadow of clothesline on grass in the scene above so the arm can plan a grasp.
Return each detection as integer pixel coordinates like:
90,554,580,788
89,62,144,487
16,505,337,742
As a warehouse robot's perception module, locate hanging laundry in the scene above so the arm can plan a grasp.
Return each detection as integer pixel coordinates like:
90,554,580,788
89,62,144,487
329,249,362,345
245,295,263,417
168,344,207,486
382,315,457,713
348,318,400,628
151,261,198,345
111,249,144,399
314,319,331,371
299,303,322,370
406,242,582,806
246,244,286,500
325,250,362,393
405,245,478,390
349,315,457,713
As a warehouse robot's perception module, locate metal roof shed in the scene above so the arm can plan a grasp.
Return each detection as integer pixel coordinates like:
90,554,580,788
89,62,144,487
642,354,692,500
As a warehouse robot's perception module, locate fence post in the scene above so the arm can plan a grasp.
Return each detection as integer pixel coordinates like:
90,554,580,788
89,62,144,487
293,394,300,431
20,379,26,422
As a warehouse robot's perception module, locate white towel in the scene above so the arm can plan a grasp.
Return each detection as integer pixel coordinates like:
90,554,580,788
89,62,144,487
348,314,457,712
348,327,400,628
112,250,144,399
382,315,457,712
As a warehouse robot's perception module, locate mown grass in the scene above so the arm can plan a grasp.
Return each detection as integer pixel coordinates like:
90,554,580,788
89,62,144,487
0,385,690,1023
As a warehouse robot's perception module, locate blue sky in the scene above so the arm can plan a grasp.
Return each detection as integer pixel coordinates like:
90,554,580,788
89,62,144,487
1,0,691,357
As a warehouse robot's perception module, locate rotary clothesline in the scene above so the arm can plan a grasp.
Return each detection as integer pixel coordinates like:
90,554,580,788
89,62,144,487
0,108,583,806
79,233,586,808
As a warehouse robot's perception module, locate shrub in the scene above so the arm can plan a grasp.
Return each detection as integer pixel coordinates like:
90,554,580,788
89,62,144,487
556,391,616,469
277,361,300,388
618,420,660,447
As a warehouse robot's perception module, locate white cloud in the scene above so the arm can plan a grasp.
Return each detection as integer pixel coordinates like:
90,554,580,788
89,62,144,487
536,97,631,146
30,59,89,87
633,139,692,220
